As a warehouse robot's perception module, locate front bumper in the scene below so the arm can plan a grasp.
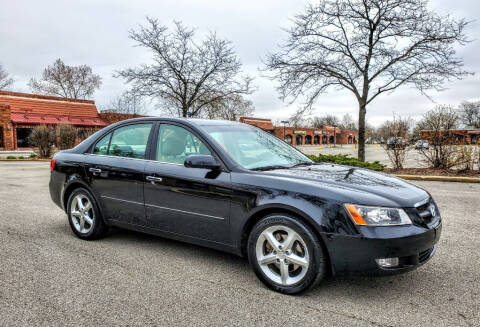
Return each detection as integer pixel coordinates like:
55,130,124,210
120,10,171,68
324,222,442,276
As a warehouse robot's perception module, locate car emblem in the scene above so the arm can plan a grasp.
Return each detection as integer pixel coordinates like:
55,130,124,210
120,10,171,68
429,205,436,217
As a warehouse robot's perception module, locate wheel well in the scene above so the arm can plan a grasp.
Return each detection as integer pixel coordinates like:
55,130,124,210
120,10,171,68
240,207,332,274
62,182,87,212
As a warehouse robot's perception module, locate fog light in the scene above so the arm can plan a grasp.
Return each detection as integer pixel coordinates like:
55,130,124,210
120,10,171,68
375,257,399,268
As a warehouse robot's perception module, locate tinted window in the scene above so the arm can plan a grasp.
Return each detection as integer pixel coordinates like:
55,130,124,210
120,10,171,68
93,133,111,155
156,124,211,164
109,124,153,159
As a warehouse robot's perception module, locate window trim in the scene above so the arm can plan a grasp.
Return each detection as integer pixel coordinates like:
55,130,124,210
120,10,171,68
150,122,228,170
89,121,156,159
92,131,112,156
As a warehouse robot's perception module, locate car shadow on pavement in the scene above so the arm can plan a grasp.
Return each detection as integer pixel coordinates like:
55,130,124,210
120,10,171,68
55,221,437,299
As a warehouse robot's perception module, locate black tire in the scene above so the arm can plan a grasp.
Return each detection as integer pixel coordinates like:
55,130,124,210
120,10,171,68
66,188,107,240
247,214,327,294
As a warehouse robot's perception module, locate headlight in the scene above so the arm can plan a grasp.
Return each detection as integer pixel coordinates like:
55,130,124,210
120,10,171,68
345,204,412,226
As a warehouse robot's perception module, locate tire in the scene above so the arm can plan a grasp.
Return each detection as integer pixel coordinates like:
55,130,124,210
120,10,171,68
247,214,327,294
66,188,107,240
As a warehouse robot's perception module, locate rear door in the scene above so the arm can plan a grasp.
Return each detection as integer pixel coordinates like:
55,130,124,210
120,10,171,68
84,122,154,226
143,123,232,244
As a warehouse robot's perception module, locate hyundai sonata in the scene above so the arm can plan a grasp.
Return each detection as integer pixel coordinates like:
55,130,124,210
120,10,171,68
49,118,441,294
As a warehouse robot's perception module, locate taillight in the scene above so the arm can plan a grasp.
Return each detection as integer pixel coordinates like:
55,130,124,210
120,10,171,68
50,159,56,172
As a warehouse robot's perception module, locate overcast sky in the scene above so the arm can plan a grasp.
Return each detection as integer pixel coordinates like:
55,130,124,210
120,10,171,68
1,0,478,125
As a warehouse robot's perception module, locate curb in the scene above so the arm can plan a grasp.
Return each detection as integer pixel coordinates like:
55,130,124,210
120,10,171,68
0,159,50,162
394,174,480,183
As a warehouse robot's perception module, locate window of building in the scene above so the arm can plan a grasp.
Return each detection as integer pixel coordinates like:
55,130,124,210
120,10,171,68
314,135,320,145
295,135,303,145
156,124,211,164
16,128,34,148
305,135,312,145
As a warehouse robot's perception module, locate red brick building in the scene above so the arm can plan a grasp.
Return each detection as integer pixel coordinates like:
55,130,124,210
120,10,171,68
420,129,480,145
0,91,107,150
239,117,358,145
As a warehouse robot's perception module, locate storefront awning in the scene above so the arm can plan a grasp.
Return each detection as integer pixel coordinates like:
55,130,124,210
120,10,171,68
10,112,108,127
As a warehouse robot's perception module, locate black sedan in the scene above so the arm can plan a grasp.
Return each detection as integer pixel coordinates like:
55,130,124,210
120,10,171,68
49,118,441,294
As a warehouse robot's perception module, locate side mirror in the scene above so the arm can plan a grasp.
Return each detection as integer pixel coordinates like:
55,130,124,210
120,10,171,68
184,155,221,170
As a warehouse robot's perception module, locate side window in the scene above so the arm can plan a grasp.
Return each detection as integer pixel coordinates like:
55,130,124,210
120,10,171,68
93,133,111,155
109,124,153,159
156,124,211,164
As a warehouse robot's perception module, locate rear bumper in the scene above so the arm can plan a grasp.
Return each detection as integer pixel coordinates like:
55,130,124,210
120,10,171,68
324,222,442,276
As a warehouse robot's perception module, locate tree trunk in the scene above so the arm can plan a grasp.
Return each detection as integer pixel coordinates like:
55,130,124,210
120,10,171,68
358,102,367,162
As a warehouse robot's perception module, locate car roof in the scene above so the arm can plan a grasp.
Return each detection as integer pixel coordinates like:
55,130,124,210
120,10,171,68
117,117,246,127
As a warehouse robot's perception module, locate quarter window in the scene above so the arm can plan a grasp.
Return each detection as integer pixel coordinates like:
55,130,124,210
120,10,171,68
93,133,111,155
156,124,211,164
109,124,153,159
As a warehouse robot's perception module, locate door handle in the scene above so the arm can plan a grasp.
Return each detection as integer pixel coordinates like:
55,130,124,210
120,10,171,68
89,168,102,174
146,176,163,184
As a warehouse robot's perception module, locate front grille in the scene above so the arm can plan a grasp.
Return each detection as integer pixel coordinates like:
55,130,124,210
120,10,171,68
419,247,434,263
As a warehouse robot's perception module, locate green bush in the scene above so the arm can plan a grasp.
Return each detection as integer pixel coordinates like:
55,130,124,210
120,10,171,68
29,154,37,158
308,154,385,171
6,156,16,159
18,156,25,159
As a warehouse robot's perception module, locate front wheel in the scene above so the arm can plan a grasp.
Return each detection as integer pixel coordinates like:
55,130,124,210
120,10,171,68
247,214,327,294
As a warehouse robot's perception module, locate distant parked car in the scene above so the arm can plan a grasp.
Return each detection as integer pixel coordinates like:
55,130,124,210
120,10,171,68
415,140,429,150
386,137,407,150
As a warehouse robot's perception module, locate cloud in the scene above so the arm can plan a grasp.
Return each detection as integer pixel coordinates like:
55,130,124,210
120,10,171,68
0,0,478,125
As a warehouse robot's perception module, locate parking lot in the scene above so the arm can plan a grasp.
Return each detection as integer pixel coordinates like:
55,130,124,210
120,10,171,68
298,144,427,168
0,161,479,326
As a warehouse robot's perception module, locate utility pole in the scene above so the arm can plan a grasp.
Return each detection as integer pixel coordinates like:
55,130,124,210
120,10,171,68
333,124,337,147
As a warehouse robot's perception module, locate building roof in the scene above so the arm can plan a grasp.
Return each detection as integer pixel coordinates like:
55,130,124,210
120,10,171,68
0,91,107,127
239,117,274,130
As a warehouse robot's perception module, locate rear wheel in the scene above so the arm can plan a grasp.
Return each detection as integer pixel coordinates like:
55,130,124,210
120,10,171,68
67,188,107,240
247,214,327,294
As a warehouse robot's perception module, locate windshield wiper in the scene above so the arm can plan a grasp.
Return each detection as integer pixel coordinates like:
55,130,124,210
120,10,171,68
290,162,315,168
251,165,290,171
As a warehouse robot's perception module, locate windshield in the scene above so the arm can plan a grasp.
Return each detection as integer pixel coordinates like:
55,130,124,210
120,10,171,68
202,124,312,170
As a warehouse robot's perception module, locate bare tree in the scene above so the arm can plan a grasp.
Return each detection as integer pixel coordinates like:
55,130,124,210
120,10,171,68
340,113,358,131
29,59,102,99
312,114,340,128
381,115,412,169
106,90,147,115
203,94,255,121
29,125,56,158
416,105,459,168
458,101,480,128
116,18,253,118
56,124,77,150
265,0,471,161
0,64,14,90
288,110,312,128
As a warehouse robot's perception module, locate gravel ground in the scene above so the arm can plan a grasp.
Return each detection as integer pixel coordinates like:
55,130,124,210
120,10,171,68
0,161,479,326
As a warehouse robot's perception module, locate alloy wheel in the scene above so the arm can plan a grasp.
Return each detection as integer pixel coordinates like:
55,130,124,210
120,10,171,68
70,194,94,234
255,225,310,286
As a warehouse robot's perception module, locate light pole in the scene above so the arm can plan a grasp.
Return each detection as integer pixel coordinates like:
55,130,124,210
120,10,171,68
333,124,337,147
281,120,289,142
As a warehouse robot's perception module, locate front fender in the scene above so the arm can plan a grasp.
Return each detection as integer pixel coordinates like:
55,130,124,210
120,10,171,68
229,178,358,257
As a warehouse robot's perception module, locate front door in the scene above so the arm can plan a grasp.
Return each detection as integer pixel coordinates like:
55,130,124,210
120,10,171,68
144,123,232,244
84,122,154,226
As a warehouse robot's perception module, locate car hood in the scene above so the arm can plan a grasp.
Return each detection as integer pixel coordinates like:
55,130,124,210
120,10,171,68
259,163,429,207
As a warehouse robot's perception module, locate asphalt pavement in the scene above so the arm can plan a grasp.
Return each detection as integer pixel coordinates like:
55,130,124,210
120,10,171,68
0,161,479,326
